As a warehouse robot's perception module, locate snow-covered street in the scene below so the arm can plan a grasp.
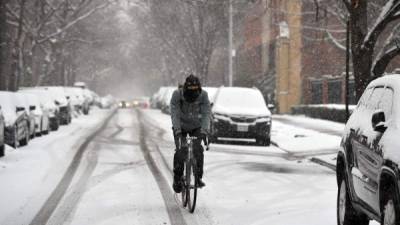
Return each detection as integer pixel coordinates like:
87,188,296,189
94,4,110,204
0,108,360,225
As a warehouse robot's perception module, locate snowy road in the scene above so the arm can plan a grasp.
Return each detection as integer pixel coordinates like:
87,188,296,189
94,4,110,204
0,109,356,225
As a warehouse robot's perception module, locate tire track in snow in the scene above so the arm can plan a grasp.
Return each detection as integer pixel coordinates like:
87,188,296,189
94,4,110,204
29,110,117,225
137,111,187,225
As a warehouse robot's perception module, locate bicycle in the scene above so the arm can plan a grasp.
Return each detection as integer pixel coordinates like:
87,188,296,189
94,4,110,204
178,136,209,213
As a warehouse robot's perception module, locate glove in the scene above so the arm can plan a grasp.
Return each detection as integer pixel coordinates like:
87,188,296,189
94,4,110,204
174,129,182,150
199,129,208,145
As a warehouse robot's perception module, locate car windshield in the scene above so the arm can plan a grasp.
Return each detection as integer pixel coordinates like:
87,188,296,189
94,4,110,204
215,88,266,109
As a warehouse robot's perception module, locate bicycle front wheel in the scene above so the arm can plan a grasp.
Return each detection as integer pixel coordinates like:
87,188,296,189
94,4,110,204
186,159,197,213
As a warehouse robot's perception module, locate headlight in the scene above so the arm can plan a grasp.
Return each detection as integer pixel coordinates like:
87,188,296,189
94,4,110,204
214,113,230,121
257,116,271,123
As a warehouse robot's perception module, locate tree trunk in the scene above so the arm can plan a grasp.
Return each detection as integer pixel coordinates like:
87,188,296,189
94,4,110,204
349,1,371,100
0,0,7,90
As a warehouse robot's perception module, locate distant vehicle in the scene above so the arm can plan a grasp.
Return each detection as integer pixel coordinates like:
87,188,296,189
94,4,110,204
210,87,272,146
119,100,130,108
337,75,400,225
74,81,87,89
0,91,30,148
19,88,59,132
132,97,150,109
15,93,36,139
0,107,5,157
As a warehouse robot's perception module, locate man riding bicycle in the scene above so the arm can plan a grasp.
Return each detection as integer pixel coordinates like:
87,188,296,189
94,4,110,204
170,74,211,193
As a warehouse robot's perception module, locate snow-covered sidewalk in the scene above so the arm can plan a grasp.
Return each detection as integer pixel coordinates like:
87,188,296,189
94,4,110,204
0,107,114,225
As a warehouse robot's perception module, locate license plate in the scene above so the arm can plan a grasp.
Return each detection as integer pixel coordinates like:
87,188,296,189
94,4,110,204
237,125,248,132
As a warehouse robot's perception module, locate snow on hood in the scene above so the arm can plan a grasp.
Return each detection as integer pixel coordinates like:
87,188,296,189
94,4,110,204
213,87,271,117
213,104,270,117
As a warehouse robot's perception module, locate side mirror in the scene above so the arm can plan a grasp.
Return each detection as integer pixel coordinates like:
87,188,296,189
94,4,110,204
372,110,387,133
29,105,36,111
16,107,25,113
210,102,214,107
55,100,60,106
66,96,70,100
267,104,275,111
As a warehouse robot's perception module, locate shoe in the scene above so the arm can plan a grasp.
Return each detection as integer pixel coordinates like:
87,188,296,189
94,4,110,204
197,178,205,188
173,178,182,193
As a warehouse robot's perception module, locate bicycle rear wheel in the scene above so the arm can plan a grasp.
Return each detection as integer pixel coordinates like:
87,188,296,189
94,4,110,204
181,174,188,207
186,159,198,213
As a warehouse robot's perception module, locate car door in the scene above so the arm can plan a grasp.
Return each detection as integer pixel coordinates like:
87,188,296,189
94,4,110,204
352,86,388,211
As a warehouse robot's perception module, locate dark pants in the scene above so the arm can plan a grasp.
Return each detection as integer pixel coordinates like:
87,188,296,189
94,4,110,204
173,128,204,181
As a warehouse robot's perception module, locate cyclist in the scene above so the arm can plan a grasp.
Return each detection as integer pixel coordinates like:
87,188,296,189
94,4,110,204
170,74,211,193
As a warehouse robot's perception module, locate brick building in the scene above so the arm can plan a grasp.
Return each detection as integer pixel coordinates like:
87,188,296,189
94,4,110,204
234,0,400,114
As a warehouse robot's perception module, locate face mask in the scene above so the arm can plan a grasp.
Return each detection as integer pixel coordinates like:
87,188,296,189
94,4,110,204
184,89,201,102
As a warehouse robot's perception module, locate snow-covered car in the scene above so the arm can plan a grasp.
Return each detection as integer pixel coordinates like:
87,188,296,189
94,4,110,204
15,93,36,139
20,88,59,132
203,87,218,104
337,75,400,225
210,87,272,146
100,95,114,109
18,92,50,136
161,87,177,114
70,87,90,115
152,87,170,109
40,87,71,125
0,107,5,157
0,91,30,148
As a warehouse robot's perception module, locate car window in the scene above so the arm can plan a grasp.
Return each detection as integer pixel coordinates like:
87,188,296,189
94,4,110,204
377,87,394,119
357,88,373,109
366,87,385,110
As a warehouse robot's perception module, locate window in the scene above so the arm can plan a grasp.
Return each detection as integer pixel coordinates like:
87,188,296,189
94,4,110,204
377,88,394,119
348,80,357,105
357,87,372,109
311,81,323,104
366,87,385,110
328,79,342,103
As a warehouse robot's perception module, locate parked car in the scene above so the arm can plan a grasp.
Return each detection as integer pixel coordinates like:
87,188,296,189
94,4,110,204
16,93,36,139
100,95,115,109
40,87,71,125
20,88,59,132
337,75,400,225
0,107,5,157
203,87,218,104
161,88,176,114
210,87,272,146
19,92,50,136
0,91,30,148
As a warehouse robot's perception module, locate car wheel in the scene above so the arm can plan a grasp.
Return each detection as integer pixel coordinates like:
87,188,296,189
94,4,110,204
382,186,399,225
43,123,50,135
337,179,369,225
20,125,30,146
13,126,19,148
51,120,59,131
256,136,270,146
0,144,4,157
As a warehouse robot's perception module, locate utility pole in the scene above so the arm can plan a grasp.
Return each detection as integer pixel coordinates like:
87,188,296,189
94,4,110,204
345,19,350,120
228,0,233,87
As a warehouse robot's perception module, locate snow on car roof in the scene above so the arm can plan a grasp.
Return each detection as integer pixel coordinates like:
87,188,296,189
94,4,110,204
0,91,17,115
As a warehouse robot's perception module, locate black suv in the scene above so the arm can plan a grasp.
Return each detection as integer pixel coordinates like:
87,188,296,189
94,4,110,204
337,75,400,225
